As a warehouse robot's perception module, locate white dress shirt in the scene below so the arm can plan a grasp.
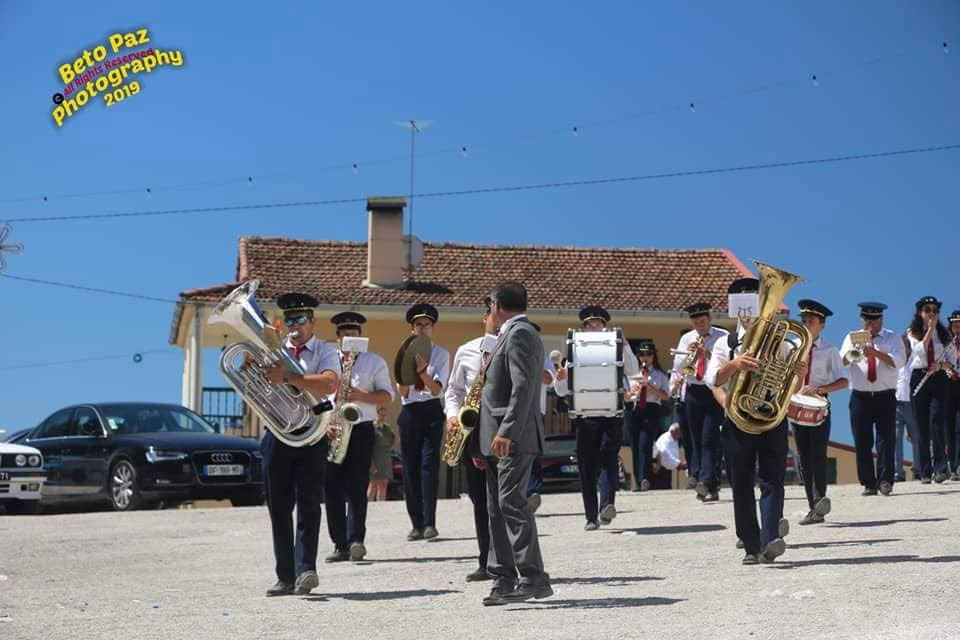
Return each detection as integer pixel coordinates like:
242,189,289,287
444,335,496,419
906,335,959,372
339,350,394,422
706,327,740,391
805,336,846,389
627,367,670,406
839,328,905,392
285,335,341,377
652,430,682,470
895,363,912,402
400,343,451,405
673,327,729,388
541,355,557,416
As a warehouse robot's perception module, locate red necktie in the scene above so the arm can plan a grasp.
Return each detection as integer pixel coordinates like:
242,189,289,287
805,345,815,385
866,338,877,383
414,355,426,391
695,341,706,381
291,344,305,359
926,340,935,368
638,384,648,409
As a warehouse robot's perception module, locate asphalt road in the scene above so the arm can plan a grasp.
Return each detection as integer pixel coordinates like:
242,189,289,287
2,482,959,639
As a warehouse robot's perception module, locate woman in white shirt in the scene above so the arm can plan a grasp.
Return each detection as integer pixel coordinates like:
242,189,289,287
907,296,958,483
624,340,669,491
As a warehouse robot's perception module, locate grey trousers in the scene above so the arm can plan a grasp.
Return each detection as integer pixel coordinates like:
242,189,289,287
484,453,548,586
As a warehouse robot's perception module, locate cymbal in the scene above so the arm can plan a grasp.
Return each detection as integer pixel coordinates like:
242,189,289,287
394,334,433,385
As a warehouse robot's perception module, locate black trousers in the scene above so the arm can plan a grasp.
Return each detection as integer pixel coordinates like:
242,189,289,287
463,456,489,569
574,415,621,523
849,389,897,488
625,403,661,485
397,399,445,530
946,377,960,473
325,421,375,551
686,384,724,492
261,431,327,584
792,412,831,511
721,419,787,557
910,370,948,478
677,400,696,478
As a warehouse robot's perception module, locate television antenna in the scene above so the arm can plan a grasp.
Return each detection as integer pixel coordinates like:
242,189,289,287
392,119,432,280
0,224,24,273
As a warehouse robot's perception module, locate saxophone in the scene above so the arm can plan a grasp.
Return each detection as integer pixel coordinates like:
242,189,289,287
442,359,486,467
327,350,363,464
725,261,813,435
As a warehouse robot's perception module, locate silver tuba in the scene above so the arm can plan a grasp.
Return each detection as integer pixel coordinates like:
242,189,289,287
208,281,333,447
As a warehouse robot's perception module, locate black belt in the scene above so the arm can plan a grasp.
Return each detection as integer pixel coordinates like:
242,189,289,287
852,389,895,398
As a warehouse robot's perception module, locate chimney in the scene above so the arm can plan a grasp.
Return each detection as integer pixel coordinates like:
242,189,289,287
364,196,408,288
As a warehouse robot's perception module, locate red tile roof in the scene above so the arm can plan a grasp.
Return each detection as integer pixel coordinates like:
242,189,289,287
178,237,754,313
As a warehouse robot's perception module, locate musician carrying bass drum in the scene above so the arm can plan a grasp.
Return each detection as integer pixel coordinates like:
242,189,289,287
790,300,848,526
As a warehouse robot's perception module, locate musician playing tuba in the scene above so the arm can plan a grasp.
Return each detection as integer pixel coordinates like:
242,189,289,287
443,297,500,582
261,292,340,596
706,273,807,565
322,312,394,563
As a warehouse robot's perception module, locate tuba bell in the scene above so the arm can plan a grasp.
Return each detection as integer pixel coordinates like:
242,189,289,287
725,261,813,435
208,281,333,447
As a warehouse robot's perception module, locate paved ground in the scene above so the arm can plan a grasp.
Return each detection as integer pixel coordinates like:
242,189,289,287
1,482,959,640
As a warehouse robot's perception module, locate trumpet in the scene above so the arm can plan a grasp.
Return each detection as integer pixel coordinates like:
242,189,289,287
670,334,705,377
846,330,873,365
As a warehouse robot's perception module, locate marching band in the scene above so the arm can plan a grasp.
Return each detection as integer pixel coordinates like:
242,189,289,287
206,269,960,599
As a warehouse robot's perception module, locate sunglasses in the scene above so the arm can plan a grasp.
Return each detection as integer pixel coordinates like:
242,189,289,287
284,315,311,327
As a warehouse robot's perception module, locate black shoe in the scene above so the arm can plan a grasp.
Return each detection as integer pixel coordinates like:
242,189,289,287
702,492,719,503
584,521,599,531
685,477,698,490
422,526,439,539
466,567,493,582
482,582,516,606
921,477,932,485
879,481,893,496
862,487,878,496
778,518,790,539
736,538,745,549
933,472,949,484
349,542,367,561
325,549,350,563
527,493,542,513
501,581,554,603
266,580,294,597
813,496,832,516
799,510,824,526
695,481,708,498
742,553,759,565
599,504,617,524
407,528,424,541
639,479,651,492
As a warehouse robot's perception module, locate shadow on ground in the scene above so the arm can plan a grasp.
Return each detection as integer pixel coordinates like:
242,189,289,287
608,524,726,535
306,589,460,602
769,554,960,569
512,596,685,610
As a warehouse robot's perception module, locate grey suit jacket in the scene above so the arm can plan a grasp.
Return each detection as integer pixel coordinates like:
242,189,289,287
479,316,545,456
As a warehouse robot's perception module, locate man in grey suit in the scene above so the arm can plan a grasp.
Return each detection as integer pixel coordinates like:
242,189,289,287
479,280,553,606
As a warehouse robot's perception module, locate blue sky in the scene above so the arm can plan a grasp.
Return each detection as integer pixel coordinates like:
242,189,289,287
1,1,957,446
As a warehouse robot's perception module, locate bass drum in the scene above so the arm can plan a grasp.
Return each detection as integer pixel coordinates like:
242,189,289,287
787,393,829,427
566,328,625,418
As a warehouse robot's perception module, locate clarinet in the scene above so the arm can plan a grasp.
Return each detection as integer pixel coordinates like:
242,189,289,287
911,343,956,398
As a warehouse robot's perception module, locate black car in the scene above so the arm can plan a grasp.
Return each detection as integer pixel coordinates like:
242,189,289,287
538,434,627,492
23,402,264,511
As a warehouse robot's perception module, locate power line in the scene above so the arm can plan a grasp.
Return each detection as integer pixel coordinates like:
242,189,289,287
7,143,959,225
0,348,178,372
0,273,180,303
0,40,949,207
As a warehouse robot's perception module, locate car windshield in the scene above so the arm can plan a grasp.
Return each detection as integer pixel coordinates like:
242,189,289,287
98,405,216,435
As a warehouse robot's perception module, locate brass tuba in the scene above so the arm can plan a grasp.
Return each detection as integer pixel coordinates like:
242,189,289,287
725,261,813,435
209,281,333,447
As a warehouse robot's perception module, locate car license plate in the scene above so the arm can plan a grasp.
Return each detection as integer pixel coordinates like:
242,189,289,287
0,471,8,481
560,465,578,474
204,464,244,476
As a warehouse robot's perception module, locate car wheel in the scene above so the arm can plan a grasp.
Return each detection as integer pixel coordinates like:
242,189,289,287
230,490,265,507
109,459,142,511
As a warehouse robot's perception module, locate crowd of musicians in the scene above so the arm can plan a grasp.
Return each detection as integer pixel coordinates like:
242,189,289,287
240,280,960,602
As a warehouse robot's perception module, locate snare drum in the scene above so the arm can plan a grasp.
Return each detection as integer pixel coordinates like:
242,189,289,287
566,328,625,417
787,393,829,427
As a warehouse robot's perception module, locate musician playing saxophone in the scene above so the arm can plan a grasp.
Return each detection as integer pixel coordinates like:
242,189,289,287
323,312,393,563
261,292,340,597
444,297,499,582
